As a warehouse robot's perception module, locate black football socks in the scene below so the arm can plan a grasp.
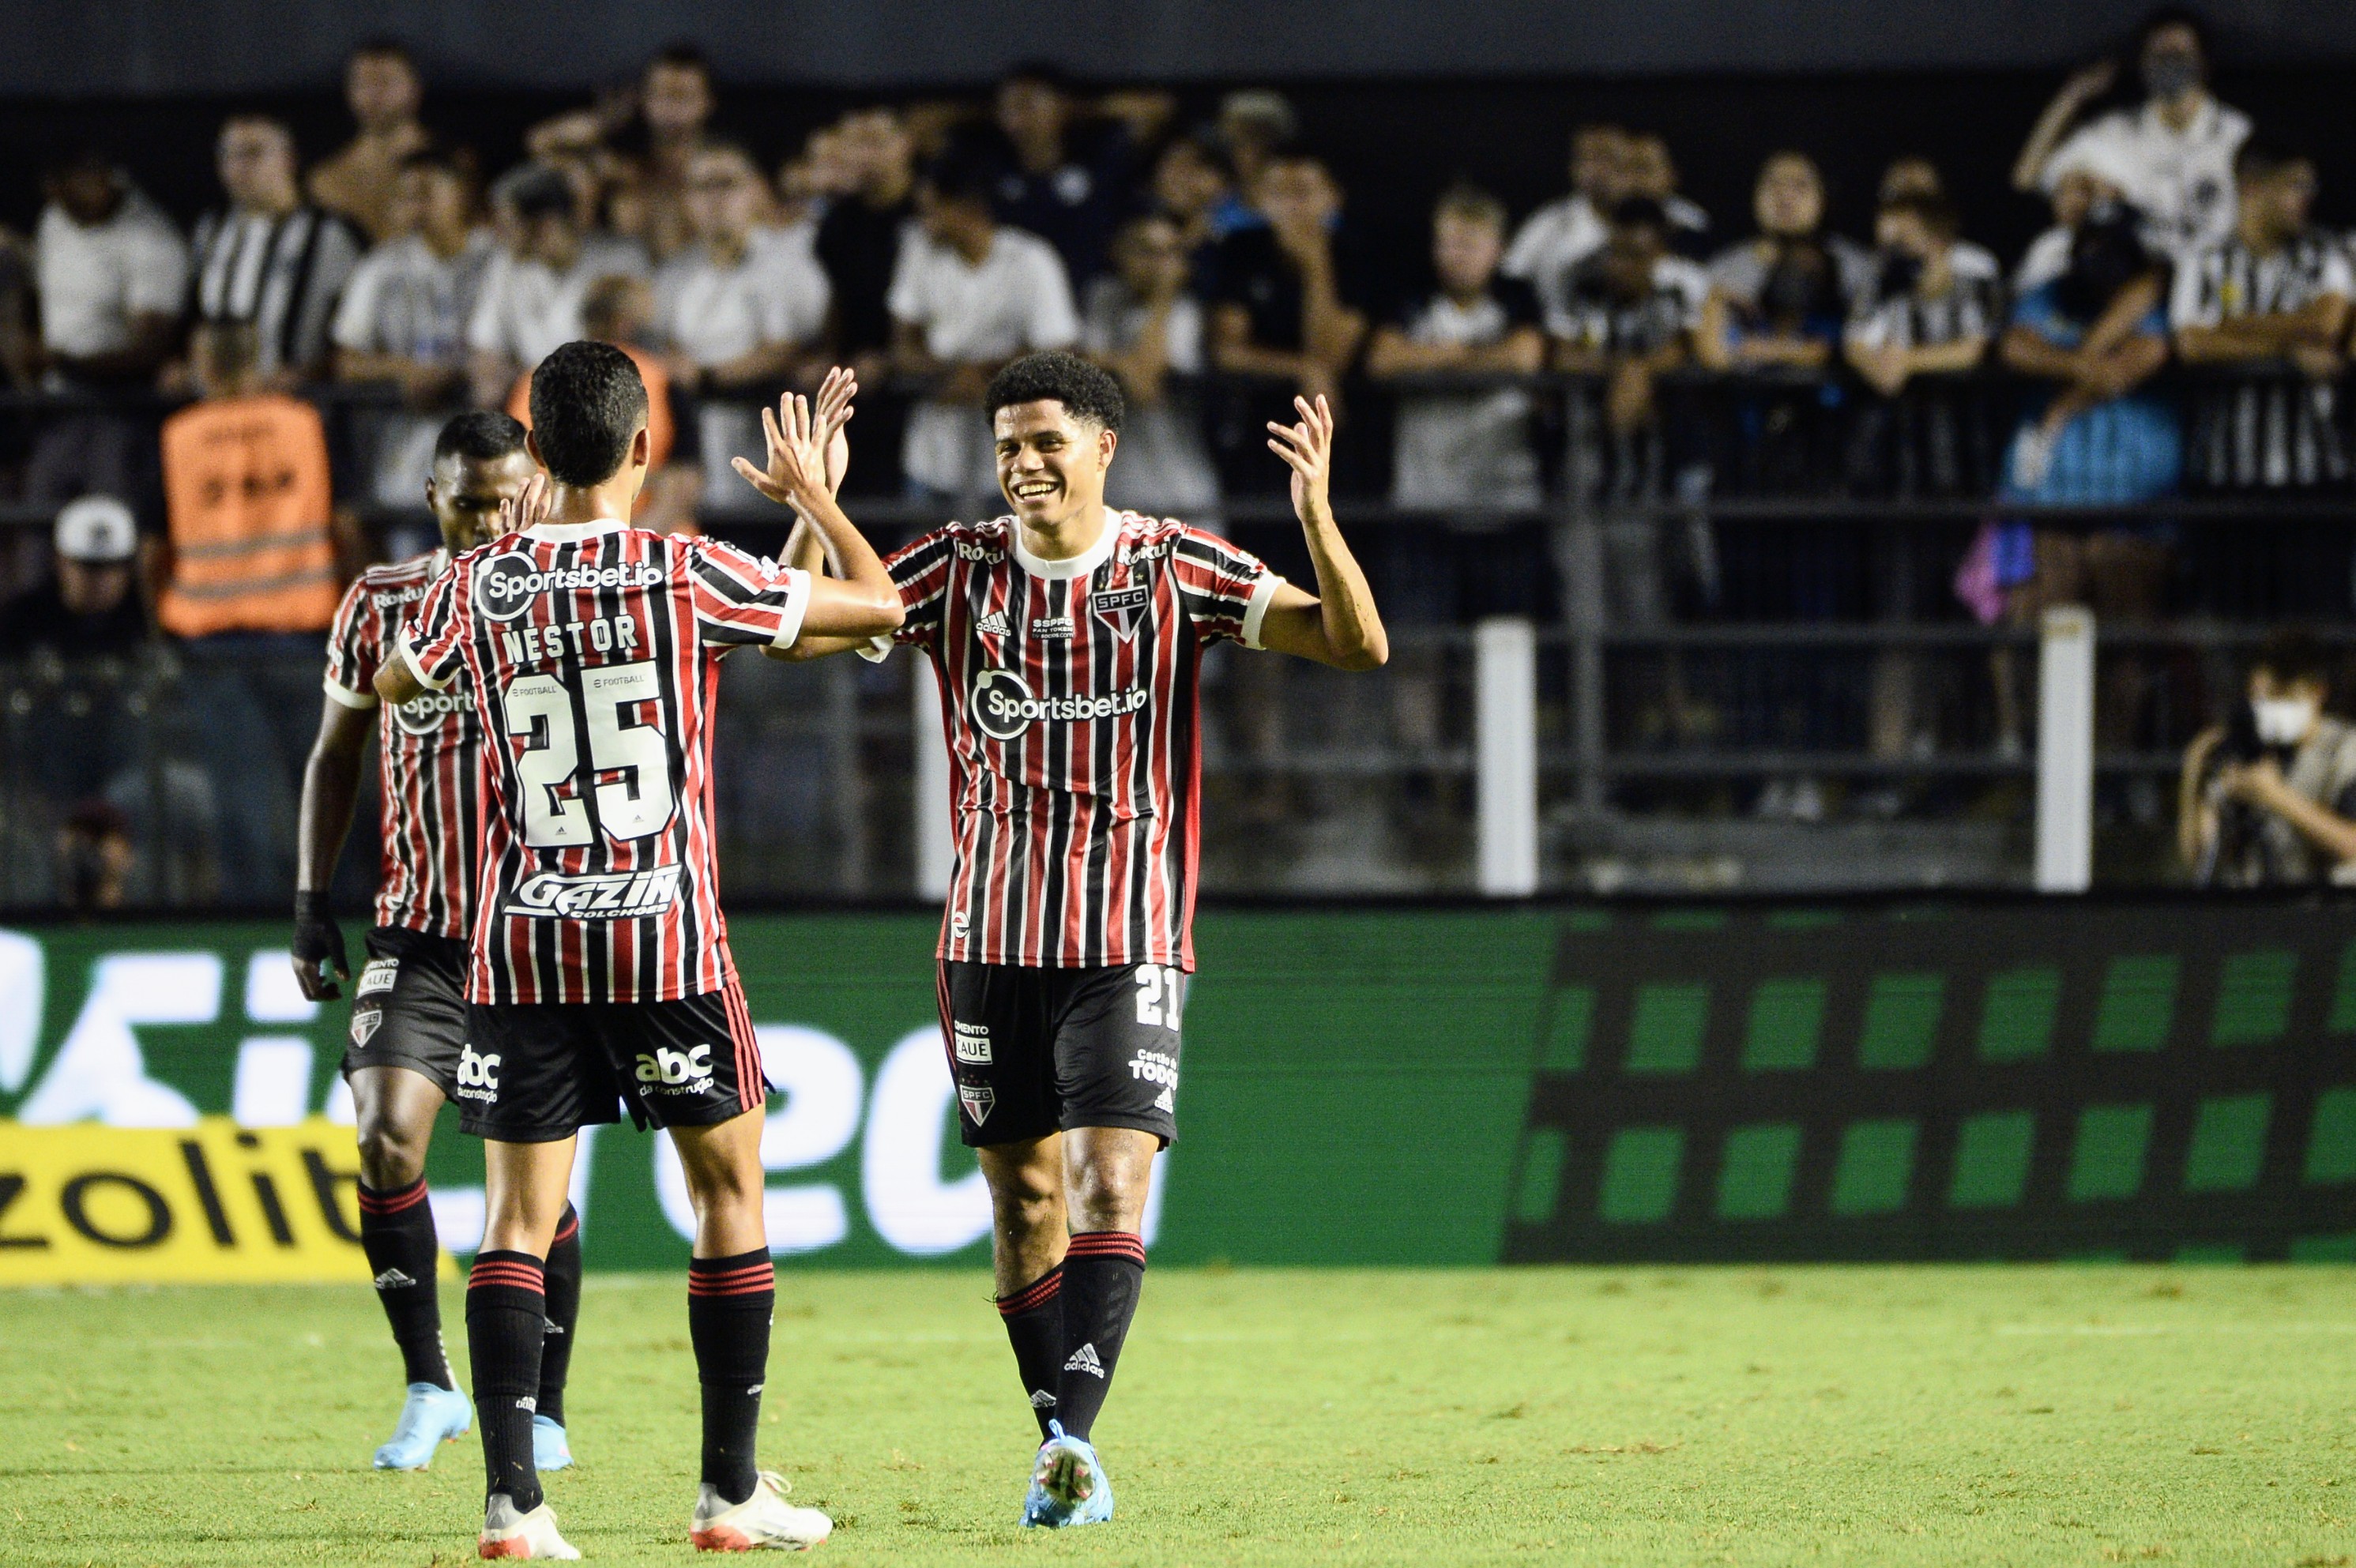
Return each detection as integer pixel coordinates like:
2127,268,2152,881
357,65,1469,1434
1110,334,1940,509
687,1250,774,1506
996,1264,1065,1439
358,1176,454,1389
1054,1232,1146,1442
467,1250,548,1513
536,1206,584,1427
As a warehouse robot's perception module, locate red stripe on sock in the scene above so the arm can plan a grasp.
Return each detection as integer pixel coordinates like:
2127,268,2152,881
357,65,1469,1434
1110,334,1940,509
468,1262,545,1290
687,1266,774,1291
1064,1231,1146,1262
358,1180,428,1216
997,1268,1063,1316
688,1277,779,1297
551,1215,579,1247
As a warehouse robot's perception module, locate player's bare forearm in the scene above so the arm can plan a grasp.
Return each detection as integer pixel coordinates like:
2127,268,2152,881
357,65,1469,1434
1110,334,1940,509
1293,515,1389,670
1258,393,1385,671
295,698,374,894
790,488,902,640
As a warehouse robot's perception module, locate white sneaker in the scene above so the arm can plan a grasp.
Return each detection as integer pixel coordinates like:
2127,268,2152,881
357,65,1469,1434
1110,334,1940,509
478,1494,581,1560
690,1471,832,1551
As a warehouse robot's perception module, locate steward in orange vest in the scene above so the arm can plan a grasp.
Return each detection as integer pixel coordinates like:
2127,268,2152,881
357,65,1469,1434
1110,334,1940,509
159,322,342,637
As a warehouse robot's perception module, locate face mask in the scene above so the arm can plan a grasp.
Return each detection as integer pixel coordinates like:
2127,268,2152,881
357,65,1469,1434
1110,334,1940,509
2253,695,2318,747
2143,50,2201,101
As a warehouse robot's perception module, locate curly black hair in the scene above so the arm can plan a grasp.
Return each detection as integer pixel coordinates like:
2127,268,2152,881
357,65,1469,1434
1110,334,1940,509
432,408,528,466
984,350,1126,435
528,340,649,487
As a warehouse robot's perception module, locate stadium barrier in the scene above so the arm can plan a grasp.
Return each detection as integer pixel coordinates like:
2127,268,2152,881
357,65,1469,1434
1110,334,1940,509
2,896,2353,1281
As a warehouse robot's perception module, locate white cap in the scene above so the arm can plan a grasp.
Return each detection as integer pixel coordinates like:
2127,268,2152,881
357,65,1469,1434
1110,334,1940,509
55,495,137,563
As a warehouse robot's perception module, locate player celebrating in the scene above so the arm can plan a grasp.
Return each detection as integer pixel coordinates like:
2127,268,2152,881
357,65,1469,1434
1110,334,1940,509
293,411,593,1475
374,347,897,1559
777,350,1386,1527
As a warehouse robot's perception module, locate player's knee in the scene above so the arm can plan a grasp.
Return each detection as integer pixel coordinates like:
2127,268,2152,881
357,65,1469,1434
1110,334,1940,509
1067,1157,1147,1231
353,1111,428,1188
991,1171,1062,1237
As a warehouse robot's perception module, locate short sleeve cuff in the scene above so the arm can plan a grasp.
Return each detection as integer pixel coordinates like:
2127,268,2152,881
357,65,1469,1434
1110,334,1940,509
322,675,378,710
397,630,451,692
1240,572,1285,651
768,568,813,651
856,634,894,664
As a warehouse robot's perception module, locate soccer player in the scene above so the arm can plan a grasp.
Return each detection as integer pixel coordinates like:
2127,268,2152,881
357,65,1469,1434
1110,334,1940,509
777,349,1386,1526
372,348,898,1559
293,411,591,1474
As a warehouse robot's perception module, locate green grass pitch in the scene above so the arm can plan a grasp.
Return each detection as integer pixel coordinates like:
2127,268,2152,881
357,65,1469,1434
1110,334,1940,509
2,1265,2351,1566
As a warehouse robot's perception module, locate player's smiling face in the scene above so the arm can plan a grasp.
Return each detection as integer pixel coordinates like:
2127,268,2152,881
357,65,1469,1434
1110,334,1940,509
994,400,1115,528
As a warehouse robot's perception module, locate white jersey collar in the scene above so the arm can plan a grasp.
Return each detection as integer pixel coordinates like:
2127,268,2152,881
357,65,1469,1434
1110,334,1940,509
1011,510,1120,581
523,517,630,543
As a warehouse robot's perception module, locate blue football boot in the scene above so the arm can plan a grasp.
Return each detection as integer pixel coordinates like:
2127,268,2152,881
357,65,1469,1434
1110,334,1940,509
371,1382,472,1470
1021,1421,1114,1528
533,1414,573,1472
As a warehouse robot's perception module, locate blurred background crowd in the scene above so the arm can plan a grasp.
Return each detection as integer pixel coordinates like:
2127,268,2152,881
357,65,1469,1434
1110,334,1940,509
9,9,2356,909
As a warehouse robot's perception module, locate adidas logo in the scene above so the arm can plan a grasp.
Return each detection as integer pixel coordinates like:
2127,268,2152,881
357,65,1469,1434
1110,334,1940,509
979,611,1011,637
1063,1343,1105,1378
517,1397,536,1412
543,1319,565,1335
1029,1389,1058,1408
1154,1086,1174,1112
371,1268,416,1290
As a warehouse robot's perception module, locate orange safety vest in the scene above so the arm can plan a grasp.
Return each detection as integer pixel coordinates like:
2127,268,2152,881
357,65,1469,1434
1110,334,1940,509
509,344,676,521
157,393,341,637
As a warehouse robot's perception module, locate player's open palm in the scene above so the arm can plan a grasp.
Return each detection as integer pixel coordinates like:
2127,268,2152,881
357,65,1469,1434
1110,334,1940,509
735,390,830,507
1267,394,1335,520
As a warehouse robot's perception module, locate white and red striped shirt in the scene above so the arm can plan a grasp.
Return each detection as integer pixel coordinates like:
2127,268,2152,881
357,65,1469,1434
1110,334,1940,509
868,510,1280,971
398,519,811,1004
323,551,481,942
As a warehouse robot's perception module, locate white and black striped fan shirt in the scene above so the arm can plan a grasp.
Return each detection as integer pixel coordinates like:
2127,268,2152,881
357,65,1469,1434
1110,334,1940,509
190,204,363,378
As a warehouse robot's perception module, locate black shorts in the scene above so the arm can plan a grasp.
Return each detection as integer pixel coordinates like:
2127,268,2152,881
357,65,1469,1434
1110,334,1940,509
341,927,469,1097
457,981,767,1143
938,961,1186,1149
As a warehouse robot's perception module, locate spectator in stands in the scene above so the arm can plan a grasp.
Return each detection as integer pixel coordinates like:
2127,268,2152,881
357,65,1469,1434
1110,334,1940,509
466,162,648,404
815,107,916,384
656,141,832,502
1209,152,1372,493
2173,138,2351,491
1368,184,1545,511
2016,168,2109,295
987,62,1136,286
527,43,718,262
0,497,150,660
190,115,363,385
2181,630,2356,885
56,800,135,912
1503,123,1629,324
890,142,1078,508
1151,132,1255,285
1552,197,1707,442
1621,132,1710,257
307,39,431,243
1697,151,1872,373
23,145,186,538
333,150,493,519
1876,156,2002,278
1995,208,2177,755
1843,194,2001,399
160,319,345,902
2028,8,2249,261
1082,212,1221,517
1215,90,1300,197
509,274,702,533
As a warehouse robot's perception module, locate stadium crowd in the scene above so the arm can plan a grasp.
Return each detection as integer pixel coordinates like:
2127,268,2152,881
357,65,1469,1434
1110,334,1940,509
7,9,2356,904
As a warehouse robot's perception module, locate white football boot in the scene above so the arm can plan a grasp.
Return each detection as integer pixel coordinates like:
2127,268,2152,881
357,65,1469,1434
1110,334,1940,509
477,1493,581,1559
690,1470,833,1551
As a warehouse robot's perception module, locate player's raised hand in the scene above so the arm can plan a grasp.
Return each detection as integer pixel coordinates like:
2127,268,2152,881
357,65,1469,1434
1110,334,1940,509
495,472,551,536
1266,393,1336,523
735,391,829,507
812,366,858,498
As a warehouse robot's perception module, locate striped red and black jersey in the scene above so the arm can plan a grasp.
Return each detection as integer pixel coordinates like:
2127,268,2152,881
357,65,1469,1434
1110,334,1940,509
397,518,812,1005
864,510,1281,971
322,551,481,942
